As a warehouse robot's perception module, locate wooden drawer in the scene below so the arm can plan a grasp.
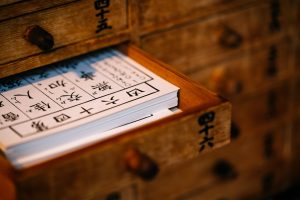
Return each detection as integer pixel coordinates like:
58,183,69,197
0,0,127,65
190,39,292,98
232,80,292,132
140,0,288,73
137,0,256,32
139,119,290,199
0,45,231,200
0,0,130,78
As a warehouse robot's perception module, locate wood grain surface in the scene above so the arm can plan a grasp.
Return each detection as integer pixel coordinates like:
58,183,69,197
0,0,298,199
139,118,290,200
190,37,292,98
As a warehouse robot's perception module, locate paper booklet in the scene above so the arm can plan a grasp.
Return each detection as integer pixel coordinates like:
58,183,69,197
0,49,179,168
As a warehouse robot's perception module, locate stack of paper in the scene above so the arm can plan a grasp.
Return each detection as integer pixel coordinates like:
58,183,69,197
0,49,179,168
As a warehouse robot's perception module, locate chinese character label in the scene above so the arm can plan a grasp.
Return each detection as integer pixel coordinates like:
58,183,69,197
53,114,71,123
2,112,19,122
11,90,33,103
57,91,82,103
91,81,112,91
31,121,48,132
28,101,51,112
79,107,94,115
198,112,215,152
49,80,67,89
101,96,119,105
0,96,29,128
94,0,112,33
126,88,145,97
80,71,95,81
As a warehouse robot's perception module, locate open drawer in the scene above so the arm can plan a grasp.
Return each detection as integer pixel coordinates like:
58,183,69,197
0,45,231,200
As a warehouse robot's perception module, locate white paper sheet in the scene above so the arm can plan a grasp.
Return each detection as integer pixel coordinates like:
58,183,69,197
0,49,179,149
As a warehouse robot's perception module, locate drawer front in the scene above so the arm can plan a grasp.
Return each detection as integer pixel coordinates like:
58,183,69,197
232,81,292,131
137,0,255,31
139,120,290,200
14,103,230,200
190,39,292,98
140,0,288,73
0,0,128,65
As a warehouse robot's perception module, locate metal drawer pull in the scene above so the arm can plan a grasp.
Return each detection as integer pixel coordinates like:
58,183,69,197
218,26,242,49
23,25,54,51
124,148,159,181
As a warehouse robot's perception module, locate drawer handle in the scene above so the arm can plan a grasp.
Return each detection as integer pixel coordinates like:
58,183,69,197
106,192,121,200
124,148,159,181
218,26,242,49
212,159,237,180
23,25,54,51
262,172,274,192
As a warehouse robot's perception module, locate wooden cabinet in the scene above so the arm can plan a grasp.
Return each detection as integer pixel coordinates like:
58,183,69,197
138,0,297,199
140,0,289,73
0,0,131,78
190,38,292,98
0,0,299,199
0,0,127,65
139,118,290,199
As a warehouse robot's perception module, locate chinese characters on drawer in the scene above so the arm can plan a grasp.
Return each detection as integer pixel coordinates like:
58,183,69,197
94,0,112,33
0,50,174,142
198,112,215,152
